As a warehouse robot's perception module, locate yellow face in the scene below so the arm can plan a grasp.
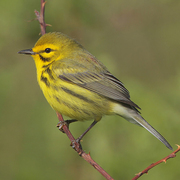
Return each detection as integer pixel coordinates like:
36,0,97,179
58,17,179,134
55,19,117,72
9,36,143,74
31,44,60,71
32,44,59,59
30,32,83,70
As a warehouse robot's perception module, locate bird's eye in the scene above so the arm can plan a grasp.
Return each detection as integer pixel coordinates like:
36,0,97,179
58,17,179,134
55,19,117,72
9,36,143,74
45,48,52,53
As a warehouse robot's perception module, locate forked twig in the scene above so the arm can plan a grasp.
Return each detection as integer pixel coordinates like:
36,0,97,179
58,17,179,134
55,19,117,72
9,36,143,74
132,145,180,180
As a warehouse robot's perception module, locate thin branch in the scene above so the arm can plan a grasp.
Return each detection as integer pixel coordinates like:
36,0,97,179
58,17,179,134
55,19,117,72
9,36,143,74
132,145,180,180
34,0,47,35
56,112,114,180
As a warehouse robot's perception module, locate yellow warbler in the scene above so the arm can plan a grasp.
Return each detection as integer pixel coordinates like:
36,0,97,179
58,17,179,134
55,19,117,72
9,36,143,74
18,32,172,150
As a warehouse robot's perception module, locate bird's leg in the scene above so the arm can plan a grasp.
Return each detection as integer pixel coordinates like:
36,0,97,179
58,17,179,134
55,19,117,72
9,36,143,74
57,119,78,133
71,120,98,149
77,120,98,141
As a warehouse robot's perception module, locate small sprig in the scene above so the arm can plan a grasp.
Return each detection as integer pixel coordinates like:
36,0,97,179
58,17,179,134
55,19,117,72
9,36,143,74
34,0,51,35
132,145,180,180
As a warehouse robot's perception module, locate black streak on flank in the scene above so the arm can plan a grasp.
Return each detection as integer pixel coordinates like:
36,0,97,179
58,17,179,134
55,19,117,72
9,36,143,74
53,95,91,116
61,87,95,104
41,74,50,87
39,54,50,62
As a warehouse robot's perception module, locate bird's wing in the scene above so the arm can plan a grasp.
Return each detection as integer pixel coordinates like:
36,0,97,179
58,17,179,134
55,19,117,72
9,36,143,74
52,58,140,110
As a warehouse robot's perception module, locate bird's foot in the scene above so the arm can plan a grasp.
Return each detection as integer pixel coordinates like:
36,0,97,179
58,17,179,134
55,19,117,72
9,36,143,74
57,119,77,133
71,138,83,152
57,121,68,133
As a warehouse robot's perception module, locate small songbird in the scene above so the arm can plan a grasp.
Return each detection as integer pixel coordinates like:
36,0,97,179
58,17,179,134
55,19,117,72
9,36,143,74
18,32,172,150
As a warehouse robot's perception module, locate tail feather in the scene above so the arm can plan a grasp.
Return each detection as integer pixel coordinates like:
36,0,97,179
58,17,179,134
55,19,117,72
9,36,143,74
114,104,173,150
130,112,173,150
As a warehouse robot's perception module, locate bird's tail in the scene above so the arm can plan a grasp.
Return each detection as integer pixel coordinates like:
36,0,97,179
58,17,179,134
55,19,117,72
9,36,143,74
113,104,173,150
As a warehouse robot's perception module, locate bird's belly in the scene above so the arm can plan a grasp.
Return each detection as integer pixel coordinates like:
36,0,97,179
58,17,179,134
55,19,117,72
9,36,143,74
40,81,112,121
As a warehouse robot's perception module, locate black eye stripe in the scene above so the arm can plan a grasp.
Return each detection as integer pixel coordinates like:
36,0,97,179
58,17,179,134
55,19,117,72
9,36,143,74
45,48,52,53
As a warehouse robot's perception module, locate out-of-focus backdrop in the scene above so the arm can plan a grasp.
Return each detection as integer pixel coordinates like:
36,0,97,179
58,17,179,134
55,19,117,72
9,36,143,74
0,0,180,180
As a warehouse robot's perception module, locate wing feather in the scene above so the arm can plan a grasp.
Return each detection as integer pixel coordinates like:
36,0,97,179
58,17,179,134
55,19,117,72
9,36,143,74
52,58,140,110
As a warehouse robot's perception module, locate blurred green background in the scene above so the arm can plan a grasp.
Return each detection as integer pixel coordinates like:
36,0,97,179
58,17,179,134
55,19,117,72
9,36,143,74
0,0,180,179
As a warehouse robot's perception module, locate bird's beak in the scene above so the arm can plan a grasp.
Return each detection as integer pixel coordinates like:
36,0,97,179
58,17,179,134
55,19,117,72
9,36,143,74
18,49,36,55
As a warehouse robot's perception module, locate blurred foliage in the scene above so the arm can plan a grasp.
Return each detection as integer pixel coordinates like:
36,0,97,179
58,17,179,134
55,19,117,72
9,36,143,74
0,0,180,180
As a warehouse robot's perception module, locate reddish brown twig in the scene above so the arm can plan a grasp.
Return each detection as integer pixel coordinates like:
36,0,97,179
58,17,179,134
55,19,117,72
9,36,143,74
132,145,180,180
56,112,114,180
34,0,47,35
